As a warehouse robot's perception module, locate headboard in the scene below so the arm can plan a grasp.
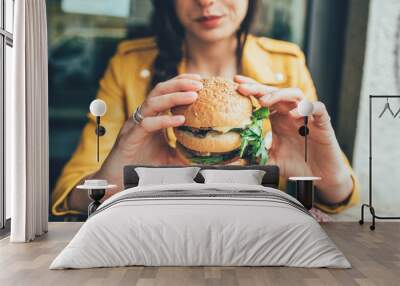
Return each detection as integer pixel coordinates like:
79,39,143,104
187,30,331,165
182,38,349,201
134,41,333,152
123,165,280,189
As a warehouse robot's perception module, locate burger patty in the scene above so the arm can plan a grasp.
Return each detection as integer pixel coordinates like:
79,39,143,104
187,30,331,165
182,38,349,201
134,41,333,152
177,126,243,138
176,142,240,165
174,128,242,153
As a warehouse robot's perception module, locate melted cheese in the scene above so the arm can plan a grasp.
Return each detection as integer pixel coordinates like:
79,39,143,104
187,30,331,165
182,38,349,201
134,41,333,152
213,119,252,134
212,126,236,133
249,95,261,110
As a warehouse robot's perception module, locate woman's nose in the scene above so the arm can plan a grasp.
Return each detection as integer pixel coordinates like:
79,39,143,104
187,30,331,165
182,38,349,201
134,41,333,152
197,0,215,8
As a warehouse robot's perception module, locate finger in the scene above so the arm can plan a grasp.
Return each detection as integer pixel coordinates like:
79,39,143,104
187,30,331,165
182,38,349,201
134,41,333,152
174,73,202,81
151,78,203,97
141,115,186,133
311,101,332,128
141,91,198,116
288,107,311,125
234,75,259,84
237,82,278,97
259,88,304,107
289,107,304,119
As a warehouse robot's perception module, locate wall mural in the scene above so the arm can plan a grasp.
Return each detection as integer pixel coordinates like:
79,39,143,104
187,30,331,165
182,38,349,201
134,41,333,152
47,0,338,221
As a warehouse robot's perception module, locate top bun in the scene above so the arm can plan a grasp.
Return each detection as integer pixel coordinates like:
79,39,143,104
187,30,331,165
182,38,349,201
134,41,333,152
171,77,252,128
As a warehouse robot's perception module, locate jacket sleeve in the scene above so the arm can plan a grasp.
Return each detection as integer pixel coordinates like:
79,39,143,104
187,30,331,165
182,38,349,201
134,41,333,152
295,49,361,214
51,53,127,216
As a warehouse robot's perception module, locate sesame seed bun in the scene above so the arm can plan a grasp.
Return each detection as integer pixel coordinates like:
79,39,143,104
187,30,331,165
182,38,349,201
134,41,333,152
171,77,252,128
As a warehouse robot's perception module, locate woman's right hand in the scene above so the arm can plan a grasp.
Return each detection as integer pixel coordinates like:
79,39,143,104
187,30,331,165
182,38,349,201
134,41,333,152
92,74,202,193
70,74,202,211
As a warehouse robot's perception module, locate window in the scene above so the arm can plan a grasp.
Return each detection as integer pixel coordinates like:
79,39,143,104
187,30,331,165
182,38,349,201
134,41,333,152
0,0,14,231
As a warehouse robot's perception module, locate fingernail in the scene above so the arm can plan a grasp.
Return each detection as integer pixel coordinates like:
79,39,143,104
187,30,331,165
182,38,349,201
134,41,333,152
192,81,203,89
241,83,254,90
193,74,202,79
186,92,198,98
260,96,270,105
175,115,185,123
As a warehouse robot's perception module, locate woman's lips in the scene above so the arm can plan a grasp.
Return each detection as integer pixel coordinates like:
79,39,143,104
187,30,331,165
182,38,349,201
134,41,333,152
196,15,224,29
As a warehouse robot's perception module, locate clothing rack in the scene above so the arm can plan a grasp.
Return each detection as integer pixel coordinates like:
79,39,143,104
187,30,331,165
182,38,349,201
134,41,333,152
359,95,400,230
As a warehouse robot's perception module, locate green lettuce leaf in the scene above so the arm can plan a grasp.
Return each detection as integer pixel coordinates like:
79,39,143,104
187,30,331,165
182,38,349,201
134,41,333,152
239,107,270,165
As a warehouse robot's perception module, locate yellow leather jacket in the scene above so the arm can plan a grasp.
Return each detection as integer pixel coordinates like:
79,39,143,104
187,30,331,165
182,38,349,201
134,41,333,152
52,35,360,216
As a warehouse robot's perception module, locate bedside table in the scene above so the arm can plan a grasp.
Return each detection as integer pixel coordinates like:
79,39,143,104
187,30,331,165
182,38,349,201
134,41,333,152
289,177,321,210
77,180,117,216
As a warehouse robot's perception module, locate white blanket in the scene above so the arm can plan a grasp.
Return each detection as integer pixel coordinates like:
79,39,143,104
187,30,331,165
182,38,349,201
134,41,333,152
50,183,350,269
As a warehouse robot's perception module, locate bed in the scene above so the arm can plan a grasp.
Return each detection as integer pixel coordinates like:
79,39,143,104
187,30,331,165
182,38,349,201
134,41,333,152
50,165,350,269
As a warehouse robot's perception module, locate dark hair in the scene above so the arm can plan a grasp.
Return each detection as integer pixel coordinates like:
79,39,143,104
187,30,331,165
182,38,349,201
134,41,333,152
150,0,258,87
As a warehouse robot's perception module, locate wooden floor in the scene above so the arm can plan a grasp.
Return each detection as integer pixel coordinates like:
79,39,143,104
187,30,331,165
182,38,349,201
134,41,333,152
0,222,399,286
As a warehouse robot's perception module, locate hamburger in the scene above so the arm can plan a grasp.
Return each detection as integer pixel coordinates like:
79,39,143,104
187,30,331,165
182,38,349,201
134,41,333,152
171,77,269,165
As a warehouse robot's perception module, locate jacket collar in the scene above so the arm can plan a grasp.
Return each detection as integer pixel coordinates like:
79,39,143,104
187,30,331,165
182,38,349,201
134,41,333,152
178,35,281,85
241,35,281,85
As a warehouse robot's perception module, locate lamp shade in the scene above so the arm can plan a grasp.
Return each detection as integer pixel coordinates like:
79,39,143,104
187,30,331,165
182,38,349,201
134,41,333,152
89,99,107,117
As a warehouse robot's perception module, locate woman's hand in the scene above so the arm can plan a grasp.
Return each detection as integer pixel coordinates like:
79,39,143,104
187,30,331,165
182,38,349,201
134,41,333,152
75,74,202,204
114,73,202,163
235,75,353,204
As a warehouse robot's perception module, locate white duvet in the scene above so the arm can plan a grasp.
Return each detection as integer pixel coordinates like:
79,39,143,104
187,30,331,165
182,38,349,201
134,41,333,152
50,183,350,269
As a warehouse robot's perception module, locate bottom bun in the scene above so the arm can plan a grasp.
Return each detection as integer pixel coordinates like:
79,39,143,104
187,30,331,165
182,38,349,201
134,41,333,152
175,143,248,166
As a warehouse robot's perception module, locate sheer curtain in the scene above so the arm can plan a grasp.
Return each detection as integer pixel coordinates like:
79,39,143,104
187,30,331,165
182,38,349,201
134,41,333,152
8,0,49,242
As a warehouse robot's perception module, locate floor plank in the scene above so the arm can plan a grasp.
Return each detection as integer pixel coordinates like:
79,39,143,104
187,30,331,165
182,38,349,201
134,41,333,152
0,222,399,286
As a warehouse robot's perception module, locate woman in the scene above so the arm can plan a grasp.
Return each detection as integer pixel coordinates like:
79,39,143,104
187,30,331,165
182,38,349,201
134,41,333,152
52,0,359,216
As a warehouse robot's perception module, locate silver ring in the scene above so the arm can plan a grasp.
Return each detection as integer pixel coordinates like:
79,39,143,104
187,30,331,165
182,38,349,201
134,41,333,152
132,104,145,125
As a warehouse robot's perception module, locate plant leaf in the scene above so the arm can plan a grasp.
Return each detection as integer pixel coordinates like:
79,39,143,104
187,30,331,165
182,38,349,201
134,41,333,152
253,107,270,120
239,107,270,165
240,138,249,157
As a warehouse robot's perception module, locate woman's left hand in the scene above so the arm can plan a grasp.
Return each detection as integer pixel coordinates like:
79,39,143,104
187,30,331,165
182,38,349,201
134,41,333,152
234,75,353,204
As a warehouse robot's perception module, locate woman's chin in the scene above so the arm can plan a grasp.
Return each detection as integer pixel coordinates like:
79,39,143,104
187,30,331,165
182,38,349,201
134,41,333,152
190,29,237,44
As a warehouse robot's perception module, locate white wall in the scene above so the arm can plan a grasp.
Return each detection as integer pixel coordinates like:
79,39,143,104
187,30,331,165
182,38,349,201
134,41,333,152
351,0,400,219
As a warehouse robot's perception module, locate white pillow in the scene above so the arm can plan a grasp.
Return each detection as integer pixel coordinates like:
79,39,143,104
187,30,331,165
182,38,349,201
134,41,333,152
200,169,266,185
135,167,200,186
